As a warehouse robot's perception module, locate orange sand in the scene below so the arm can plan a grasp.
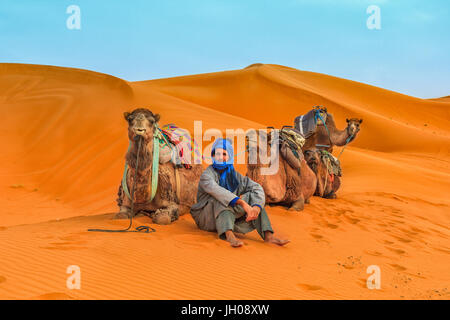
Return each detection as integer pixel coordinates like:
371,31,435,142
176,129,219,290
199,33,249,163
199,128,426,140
0,63,449,300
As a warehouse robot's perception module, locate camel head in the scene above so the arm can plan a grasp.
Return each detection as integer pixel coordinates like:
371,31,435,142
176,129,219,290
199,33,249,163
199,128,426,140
304,149,320,173
346,118,363,137
124,108,160,142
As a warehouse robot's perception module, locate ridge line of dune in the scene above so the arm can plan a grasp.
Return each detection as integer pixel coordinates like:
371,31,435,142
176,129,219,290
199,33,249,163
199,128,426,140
131,82,267,128
0,63,134,98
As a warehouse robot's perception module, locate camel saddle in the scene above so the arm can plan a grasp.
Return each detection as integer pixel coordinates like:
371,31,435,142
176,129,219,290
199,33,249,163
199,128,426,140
294,105,328,138
319,150,342,177
269,126,305,171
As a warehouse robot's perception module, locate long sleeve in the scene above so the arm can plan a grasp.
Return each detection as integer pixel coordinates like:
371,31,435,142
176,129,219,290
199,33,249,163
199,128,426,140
236,172,266,208
198,168,238,207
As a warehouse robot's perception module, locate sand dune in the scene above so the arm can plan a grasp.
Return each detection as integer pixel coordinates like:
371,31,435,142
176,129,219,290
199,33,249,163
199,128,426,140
0,63,449,300
141,64,450,153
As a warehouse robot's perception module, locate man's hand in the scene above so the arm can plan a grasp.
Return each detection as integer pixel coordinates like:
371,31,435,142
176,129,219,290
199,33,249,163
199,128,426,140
236,198,252,218
236,199,260,222
245,205,261,222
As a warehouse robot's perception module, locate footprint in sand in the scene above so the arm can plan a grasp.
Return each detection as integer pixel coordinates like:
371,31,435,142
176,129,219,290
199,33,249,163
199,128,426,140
338,256,363,270
385,247,406,255
344,216,360,224
336,209,354,216
297,283,323,291
58,235,82,241
364,250,383,257
32,292,73,300
410,226,428,235
393,235,413,244
358,278,369,288
40,241,87,250
0,275,6,284
390,264,407,271
432,247,450,254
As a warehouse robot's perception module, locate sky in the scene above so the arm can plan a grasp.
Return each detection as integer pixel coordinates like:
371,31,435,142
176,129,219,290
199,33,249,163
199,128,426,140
0,0,448,98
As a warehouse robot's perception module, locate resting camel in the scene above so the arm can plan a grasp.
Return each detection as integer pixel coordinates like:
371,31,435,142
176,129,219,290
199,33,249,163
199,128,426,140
115,108,203,224
302,113,363,153
246,130,316,211
304,149,341,199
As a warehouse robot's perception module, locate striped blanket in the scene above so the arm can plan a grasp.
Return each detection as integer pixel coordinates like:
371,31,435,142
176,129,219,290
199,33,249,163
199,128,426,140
159,124,202,168
294,107,328,138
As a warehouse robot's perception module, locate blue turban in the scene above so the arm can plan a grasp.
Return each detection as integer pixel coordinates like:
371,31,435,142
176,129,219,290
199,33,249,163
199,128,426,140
211,138,239,193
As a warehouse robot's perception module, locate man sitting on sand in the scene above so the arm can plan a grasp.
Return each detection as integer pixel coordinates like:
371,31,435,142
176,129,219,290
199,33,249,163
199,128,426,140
190,138,290,247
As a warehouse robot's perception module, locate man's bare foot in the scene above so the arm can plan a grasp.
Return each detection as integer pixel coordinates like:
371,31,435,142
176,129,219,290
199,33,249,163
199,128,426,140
264,231,290,246
225,230,244,248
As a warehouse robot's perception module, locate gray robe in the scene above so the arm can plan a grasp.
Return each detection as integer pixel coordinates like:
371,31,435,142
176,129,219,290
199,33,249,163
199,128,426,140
190,165,265,232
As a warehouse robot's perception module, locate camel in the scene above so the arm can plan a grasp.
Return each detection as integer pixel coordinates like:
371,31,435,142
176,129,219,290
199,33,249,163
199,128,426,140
304,149,341,199
301,113,363,153
246,130,316,211
115,108,203,224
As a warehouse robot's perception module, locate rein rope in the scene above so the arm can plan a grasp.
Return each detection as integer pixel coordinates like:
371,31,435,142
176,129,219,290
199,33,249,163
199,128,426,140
336,131,354,160
88,135,155,233
314,111,332,149
122,126,163,203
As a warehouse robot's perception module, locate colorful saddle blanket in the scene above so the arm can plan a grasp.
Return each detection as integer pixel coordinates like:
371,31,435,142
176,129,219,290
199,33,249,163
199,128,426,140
159,124,201,168
319,150,342,177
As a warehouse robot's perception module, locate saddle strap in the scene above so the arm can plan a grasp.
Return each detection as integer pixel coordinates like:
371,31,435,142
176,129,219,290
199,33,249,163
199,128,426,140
175,166,181,203
149,134,160,202
122,133,161,204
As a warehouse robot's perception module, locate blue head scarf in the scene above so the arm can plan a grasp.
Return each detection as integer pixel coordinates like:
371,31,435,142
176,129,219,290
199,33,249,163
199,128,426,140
211,138,239,193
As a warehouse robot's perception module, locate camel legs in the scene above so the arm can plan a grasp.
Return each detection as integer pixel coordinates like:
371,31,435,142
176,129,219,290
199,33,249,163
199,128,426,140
288,195,305,211
114,204,179,225
324,192,337,199
114,205,147,219
322,176,340,199
151,203,179,225
114,205,131,219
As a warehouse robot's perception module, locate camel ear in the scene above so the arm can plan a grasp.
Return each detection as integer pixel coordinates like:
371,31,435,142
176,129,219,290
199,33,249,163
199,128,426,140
359,119,363,124
346,118,350,123
124,112,131,121
154,113,160,123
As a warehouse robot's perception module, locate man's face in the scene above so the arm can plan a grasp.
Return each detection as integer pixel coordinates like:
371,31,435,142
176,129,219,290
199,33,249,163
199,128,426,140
214,148,229,163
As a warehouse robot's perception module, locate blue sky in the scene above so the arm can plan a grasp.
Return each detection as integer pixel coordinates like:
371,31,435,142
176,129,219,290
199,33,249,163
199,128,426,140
0,0,448,98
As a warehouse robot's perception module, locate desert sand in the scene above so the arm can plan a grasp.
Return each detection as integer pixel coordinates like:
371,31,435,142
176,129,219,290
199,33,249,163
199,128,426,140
0,63,449,300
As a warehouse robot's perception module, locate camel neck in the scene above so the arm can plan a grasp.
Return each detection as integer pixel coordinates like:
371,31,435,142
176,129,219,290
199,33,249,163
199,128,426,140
328,125,351,146
127,140,152,171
